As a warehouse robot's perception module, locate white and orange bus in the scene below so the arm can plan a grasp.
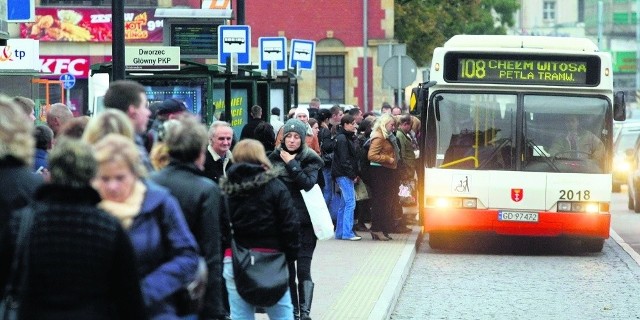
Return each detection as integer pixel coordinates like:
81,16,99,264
411,35,626,252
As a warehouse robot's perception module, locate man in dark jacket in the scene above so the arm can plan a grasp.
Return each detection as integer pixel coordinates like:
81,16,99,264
204,121,234,183
240,105,264,140
150,115,228,320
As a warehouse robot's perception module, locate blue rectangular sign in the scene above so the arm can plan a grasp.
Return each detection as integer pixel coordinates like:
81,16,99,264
217,25,251,65
8,0,35,22
259,37,286,70
289,39,315,70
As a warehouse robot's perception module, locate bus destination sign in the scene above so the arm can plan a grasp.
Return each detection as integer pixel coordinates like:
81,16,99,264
445,53,600,86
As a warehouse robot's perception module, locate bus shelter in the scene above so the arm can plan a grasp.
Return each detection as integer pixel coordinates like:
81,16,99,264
89,59,298,135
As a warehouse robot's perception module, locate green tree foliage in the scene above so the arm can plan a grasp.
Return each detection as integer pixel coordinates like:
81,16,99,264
395,0,520,67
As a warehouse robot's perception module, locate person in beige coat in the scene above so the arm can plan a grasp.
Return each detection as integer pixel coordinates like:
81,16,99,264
367,114,399,240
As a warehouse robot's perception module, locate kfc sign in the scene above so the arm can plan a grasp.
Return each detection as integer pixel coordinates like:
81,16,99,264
39,56,113,78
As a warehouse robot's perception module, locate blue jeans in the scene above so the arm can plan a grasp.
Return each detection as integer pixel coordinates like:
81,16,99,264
334,176,356,239
322,167,333,207
223,259,293,320
322,168,340,221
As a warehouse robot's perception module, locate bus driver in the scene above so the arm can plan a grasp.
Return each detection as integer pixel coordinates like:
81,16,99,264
548,114,604,161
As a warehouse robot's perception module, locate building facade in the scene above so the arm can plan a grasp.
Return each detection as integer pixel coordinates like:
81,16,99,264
11,0,397,115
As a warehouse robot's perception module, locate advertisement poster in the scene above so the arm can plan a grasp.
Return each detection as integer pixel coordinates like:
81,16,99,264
20,8,163,42
145,85,204,116
212,88,248,137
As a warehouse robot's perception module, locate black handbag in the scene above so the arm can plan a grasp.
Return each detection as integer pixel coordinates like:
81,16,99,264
0,207,36,320
174,257,207,316
224,197,289,308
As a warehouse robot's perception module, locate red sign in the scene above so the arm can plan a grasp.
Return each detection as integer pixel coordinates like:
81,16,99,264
20,8,163,42
40,55,111,78
511,188,523,202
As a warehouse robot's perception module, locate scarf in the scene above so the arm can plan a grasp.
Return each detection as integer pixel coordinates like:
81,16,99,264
99,180,147,229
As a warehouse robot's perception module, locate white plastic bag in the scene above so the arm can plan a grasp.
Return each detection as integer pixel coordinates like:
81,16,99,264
300,184,334,240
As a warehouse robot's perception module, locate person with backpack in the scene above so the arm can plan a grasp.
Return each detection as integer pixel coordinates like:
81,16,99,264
354,117,376,232
318,106,343,213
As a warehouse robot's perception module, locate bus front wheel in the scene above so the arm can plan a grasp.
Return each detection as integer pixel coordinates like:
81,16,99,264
428,232,448,250
583,239,604,253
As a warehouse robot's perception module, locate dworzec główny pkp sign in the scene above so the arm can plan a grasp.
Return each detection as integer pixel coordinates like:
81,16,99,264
125,46,180,71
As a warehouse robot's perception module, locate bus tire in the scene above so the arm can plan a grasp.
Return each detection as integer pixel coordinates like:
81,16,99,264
583,239,604,253
428,232,448,250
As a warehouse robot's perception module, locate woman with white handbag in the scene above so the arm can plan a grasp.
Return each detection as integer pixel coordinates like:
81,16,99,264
268,119,324,320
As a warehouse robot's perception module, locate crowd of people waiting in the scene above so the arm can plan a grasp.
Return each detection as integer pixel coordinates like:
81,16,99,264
0,80,420,320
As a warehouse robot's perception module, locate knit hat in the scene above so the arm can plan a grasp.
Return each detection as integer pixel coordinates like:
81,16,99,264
283,119,307,142
294,106,309,118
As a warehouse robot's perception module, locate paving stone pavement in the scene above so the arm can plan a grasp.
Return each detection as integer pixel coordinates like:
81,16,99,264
391,236,640,320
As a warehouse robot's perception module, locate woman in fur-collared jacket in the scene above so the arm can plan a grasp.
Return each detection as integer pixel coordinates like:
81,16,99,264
268,119,323,320
219,139,300,319
367,114,400,241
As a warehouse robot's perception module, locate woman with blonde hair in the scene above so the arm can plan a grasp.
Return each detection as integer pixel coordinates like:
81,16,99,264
82,109,135,144
92,133,199,319
219,139,299,319
0,96,42,232
367,113,400,241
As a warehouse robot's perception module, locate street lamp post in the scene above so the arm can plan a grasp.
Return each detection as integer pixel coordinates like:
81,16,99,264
112,0,125,81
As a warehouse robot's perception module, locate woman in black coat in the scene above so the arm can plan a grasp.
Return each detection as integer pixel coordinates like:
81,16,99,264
0,138,148,320
219,139,300,319
268,119,324,320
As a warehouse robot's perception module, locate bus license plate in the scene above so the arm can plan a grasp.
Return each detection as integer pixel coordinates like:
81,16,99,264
498,211,539,222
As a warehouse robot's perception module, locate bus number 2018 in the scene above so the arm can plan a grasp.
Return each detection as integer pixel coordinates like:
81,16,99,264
559,190,590,200
460,59,486,79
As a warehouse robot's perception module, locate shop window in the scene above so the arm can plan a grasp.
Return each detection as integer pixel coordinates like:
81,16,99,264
316,55,345,104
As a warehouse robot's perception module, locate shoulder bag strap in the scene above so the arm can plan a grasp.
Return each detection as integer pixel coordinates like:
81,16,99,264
3,206,36,299
223,196,234,238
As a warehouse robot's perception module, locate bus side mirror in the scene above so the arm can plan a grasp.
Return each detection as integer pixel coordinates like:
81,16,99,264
614,91,626,121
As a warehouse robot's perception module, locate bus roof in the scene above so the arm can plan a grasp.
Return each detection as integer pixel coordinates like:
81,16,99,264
444,35,599,52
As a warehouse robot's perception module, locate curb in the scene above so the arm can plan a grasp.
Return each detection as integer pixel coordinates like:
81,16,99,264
610,228,640,266
369,227,423,320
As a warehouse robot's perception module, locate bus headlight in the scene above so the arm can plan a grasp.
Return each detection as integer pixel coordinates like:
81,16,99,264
557,201,603,213
614,155,631,172
428,197,477,209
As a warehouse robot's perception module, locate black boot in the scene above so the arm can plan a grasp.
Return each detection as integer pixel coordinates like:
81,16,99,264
290,280,300,320
299,280,314,320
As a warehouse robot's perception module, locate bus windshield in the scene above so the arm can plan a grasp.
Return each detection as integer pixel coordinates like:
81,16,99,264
435,93,609,173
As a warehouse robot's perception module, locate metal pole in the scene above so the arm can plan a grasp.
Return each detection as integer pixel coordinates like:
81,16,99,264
112,0,125,81
225,58,232,123
636,0,640,100
237,0,245,25
597,1,603,50
397,54,401,108
363,0,368,112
